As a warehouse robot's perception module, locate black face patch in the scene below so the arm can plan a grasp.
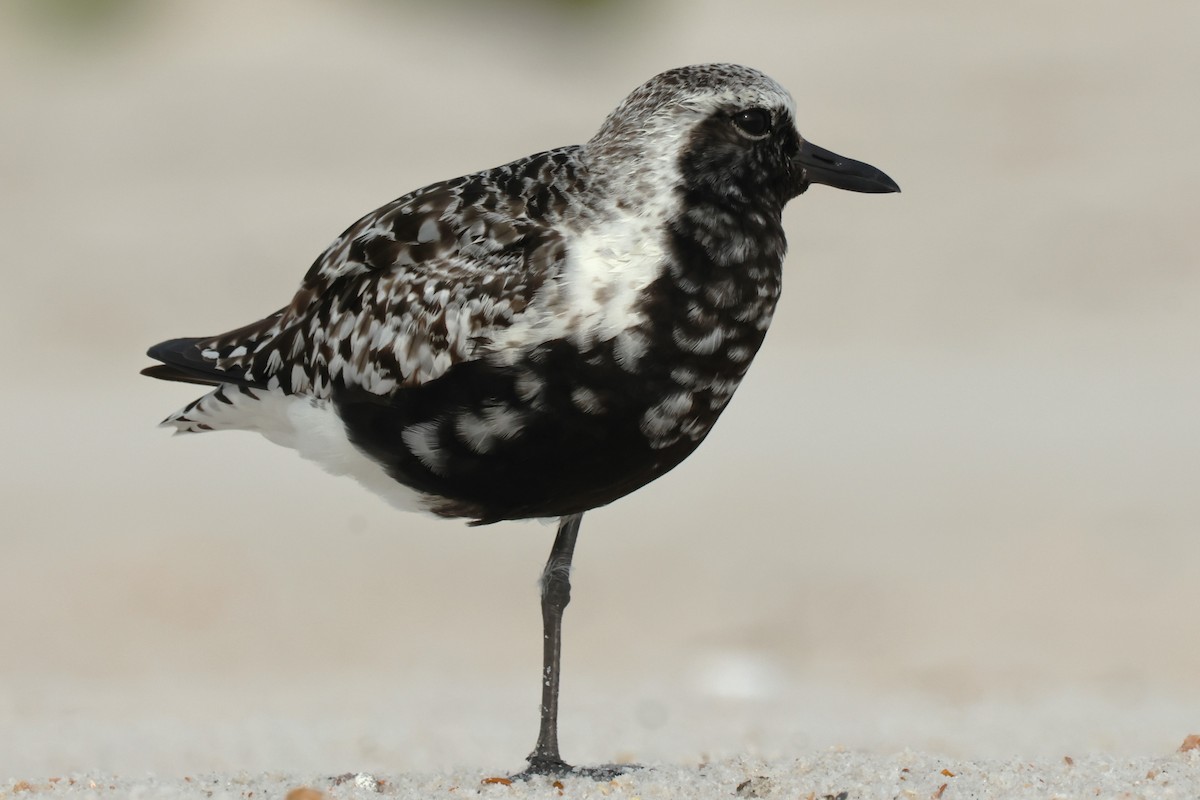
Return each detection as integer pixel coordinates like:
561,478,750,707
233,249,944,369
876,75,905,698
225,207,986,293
678,108,803,209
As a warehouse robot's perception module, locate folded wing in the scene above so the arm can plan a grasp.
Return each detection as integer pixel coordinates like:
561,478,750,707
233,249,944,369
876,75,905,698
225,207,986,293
144,159,572,405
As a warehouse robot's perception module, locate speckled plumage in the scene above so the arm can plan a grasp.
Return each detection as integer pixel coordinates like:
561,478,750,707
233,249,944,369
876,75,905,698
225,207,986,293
144,63,899,775
145,63,896,523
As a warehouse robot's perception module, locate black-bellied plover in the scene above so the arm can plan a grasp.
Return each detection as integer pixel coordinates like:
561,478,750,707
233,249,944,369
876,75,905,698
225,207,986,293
143,63,899,778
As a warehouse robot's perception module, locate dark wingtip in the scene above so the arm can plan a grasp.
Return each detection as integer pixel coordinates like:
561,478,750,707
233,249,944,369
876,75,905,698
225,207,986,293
141,363,220,386
146,337,203,363
140,363,170,379
142,336,229,386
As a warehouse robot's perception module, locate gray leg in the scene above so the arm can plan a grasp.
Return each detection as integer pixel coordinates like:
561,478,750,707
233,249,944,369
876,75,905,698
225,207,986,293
511,513,639,781
522,512,582,776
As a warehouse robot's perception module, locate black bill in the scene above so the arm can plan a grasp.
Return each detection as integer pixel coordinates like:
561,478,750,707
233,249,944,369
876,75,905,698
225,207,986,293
796,140,900,194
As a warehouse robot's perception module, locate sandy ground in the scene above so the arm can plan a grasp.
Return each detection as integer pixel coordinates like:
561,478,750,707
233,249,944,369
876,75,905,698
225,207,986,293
1,0,1198,796
7,750,1200,800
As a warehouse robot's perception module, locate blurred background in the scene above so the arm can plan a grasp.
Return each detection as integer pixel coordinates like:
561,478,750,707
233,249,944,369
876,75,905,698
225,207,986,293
1,0,1197,777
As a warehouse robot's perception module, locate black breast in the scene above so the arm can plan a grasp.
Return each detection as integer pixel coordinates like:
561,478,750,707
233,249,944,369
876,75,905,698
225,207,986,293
334,192,786,524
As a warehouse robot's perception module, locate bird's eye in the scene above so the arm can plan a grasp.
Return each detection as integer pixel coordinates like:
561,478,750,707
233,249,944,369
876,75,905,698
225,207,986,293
731,108,772,138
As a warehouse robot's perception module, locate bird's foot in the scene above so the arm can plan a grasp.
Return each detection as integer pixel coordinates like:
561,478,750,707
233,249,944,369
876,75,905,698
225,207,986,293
509,756,641,781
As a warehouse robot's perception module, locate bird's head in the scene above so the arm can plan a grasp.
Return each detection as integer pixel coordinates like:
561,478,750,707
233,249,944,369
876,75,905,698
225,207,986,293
588,64,899,212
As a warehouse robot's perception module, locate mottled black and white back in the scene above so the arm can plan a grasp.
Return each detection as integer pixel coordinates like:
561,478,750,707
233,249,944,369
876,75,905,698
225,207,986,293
144,63,898,524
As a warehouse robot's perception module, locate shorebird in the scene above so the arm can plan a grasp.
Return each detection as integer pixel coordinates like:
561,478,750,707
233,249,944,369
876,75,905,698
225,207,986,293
143,63,899,777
